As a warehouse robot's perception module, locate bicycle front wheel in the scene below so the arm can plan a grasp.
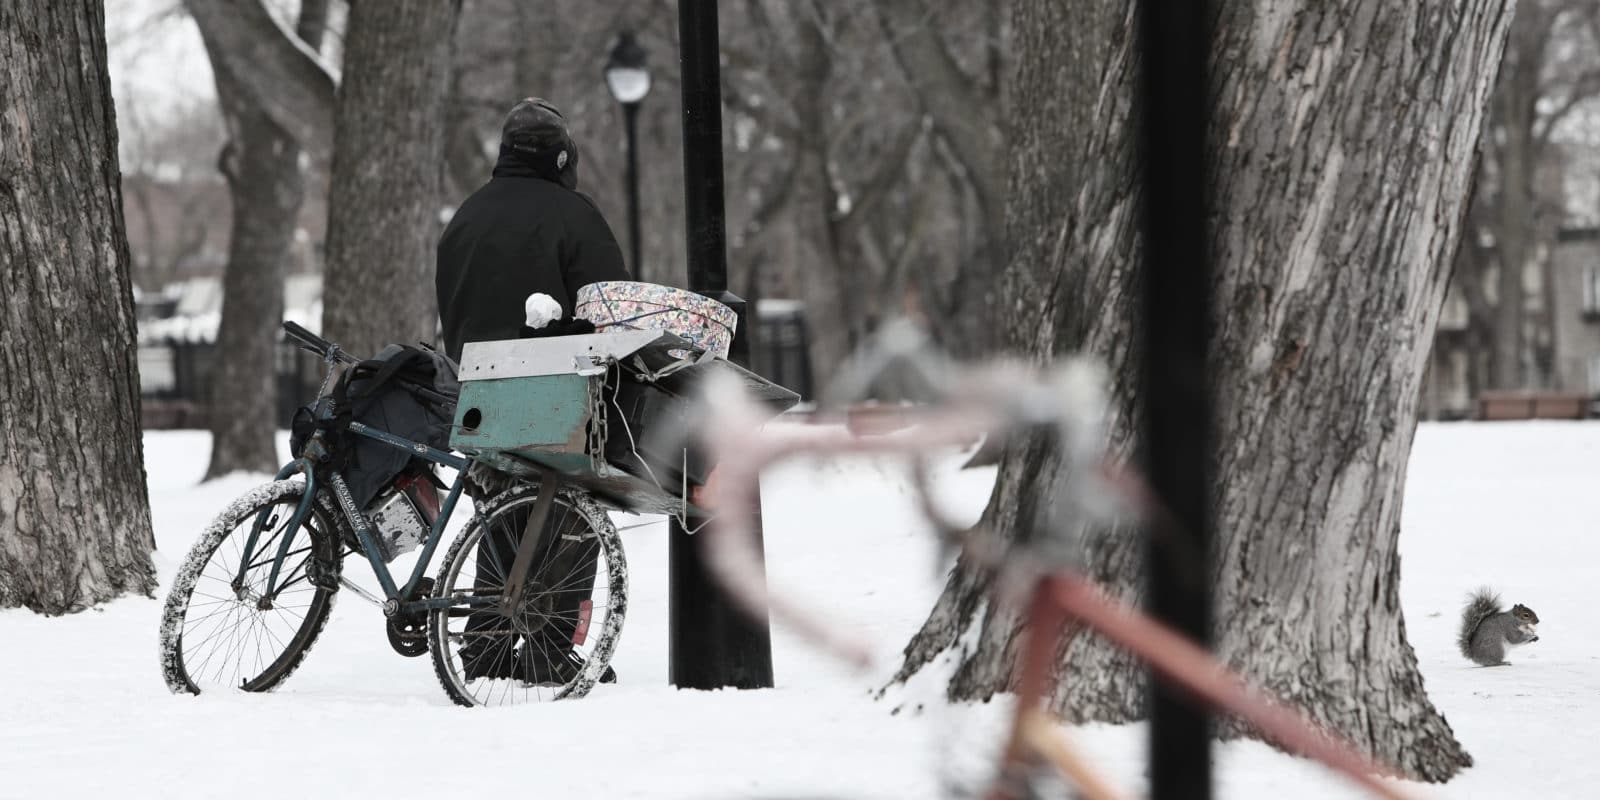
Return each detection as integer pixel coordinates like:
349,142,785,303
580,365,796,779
428,482,627,707
159,480,343,695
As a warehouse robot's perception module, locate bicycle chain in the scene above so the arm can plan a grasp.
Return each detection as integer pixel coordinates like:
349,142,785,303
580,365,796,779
586,368,610,472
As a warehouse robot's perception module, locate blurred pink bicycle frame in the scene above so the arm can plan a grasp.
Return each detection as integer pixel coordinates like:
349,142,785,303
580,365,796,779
688,340,1414,800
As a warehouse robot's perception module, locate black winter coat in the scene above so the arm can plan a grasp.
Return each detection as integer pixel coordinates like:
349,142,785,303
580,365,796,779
436,174,629,362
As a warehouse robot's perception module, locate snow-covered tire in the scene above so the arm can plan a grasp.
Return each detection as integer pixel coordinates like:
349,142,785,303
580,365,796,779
159,480,343,695
428,483,627,707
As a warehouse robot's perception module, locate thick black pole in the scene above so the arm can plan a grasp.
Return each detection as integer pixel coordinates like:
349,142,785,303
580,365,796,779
623,102,642,279
1135,2,1214,798
677,0,727,294
669,0,775,690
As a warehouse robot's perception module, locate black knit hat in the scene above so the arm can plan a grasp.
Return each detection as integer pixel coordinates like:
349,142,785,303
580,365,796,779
499,98,582,187
502,98,568,148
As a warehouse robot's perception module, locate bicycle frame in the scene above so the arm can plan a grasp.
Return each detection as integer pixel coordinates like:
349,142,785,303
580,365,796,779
690,364,1414,800
238,417,481,621
249,322,604,629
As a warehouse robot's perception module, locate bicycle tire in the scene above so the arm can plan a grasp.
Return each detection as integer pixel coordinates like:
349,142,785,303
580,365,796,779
427,482,627,707
159,480,343,695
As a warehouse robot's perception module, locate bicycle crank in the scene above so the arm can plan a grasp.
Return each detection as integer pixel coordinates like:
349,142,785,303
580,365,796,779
385,578,434,658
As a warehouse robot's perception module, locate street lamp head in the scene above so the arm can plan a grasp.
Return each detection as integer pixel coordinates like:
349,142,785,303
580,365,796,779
605,31,651,105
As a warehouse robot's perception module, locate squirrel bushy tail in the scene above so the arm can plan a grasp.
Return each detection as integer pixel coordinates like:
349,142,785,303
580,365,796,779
1457,587,1503,660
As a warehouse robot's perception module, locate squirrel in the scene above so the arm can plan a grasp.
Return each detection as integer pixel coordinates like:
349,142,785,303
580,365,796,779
1457,587,1540,667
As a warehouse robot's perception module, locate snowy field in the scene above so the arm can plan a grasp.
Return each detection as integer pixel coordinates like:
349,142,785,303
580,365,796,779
3,422,1598,799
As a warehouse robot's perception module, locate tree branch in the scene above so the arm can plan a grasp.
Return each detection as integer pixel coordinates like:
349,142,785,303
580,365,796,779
732,156,802,295
836,120,925,230
183,0,337,160
1533,66,1600,148
744,0,798,74
736,157,802,250
295,0,332,51
872,0,1005,242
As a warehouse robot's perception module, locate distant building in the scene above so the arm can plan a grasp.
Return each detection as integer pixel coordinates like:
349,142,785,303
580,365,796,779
1549,227,1600,399
1422,227,1600,420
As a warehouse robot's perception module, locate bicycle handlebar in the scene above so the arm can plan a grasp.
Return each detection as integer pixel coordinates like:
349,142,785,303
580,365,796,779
282,321,352,363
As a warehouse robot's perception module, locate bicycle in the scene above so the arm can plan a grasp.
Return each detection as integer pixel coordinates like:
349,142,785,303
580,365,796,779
157,322,631,707
685,322,1414,799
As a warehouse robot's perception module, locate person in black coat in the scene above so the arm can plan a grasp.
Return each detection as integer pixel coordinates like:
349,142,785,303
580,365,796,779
436,97,630,362
435,98,627,684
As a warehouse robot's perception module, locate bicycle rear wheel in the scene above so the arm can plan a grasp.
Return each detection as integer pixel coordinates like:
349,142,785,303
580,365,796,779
159,480,343,694
428,481,627,707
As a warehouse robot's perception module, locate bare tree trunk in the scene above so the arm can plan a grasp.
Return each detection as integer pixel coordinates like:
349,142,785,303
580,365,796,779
1494,100,1531,389
320,0,461,358
199,3,330,479
0,0,158,613
896,0,1513,782
1456,187,1497,402
785,6,854,375
122,175,166,290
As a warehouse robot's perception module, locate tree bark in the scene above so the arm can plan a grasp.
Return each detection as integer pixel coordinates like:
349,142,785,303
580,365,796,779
0,0,158,613
198,1,330,480
320,0,461,358
895,0,1513,783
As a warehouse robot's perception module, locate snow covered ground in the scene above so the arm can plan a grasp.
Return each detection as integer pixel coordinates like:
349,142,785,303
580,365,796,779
3,422,1597,799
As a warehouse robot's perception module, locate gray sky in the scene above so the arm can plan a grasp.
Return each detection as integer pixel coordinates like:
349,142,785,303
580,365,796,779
107,0,215,119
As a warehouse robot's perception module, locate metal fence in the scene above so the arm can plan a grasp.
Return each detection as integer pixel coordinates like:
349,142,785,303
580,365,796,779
749,302,814,402
138,341,324,430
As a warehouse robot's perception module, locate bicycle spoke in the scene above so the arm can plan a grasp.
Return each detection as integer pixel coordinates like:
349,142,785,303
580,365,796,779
248,614,269,684
184,606,236,678
184,596,250,650
216,608,261,684
263,608,297,654
269,569,316,597
192,604,250,681
239,525,288,571
530,564,603,596
243,544,313,574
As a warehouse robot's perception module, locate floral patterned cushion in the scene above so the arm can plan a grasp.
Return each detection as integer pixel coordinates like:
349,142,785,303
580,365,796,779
575,281,737,359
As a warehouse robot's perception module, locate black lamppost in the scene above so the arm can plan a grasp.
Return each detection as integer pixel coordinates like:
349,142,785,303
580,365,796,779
605,31,650,278
669,0,775,691
1135,2,1215,797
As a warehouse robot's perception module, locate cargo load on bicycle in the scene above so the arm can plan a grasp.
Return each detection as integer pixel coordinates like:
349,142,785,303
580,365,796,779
158,284,799,709
449,281,799,515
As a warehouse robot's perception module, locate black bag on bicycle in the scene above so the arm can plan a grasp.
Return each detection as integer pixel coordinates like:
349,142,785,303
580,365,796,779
291,343,459,510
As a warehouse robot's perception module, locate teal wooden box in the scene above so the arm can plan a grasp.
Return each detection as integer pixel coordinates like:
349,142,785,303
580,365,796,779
449,371,598,477
448,329,692,514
